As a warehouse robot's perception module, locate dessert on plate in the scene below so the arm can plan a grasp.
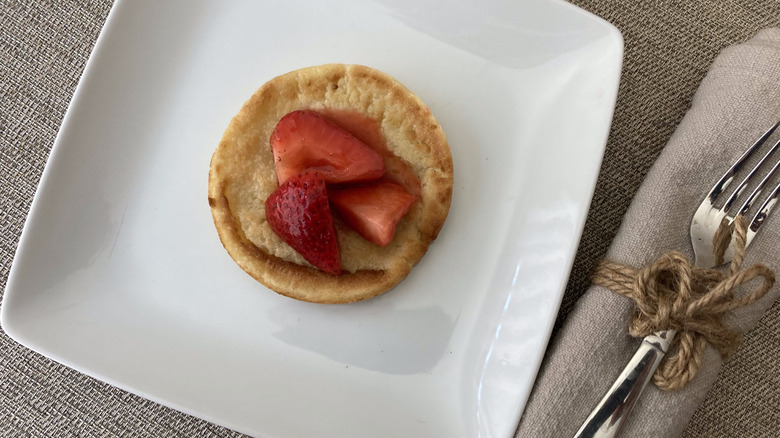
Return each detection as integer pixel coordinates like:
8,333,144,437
208,64,453,303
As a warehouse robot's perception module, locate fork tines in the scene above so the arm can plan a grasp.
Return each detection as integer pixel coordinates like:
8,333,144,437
704,120,780,240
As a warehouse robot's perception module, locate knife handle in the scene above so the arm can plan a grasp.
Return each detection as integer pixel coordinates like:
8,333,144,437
573,330,677,438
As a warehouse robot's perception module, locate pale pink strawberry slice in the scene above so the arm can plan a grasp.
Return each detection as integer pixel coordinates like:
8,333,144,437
264,171,341,274
270,110,385,184
329,182,415,247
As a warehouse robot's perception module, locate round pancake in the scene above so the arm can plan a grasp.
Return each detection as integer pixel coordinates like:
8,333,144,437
208,64,453,303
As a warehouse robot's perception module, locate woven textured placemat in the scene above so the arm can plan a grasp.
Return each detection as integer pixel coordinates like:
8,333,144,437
1,1,778,437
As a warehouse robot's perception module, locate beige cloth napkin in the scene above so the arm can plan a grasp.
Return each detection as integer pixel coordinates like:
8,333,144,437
516,28,780,438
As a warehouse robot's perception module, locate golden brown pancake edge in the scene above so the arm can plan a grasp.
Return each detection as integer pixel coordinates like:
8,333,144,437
208,64,453,303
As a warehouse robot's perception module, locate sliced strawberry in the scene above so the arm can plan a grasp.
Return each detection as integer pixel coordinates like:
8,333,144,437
270,110,385,184
264,171,341,274
329,182,415,247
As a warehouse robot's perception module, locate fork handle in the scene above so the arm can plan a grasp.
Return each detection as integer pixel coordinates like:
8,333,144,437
573,330,677,438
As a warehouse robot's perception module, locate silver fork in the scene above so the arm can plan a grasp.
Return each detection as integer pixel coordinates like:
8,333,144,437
573,120,780,438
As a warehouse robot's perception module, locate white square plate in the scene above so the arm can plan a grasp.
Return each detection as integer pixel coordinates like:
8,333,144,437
1,1,622,437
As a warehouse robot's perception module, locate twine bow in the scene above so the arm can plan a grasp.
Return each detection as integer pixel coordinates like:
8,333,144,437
592,216,775,391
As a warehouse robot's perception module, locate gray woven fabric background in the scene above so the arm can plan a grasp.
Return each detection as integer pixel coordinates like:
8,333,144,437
1,1,778,437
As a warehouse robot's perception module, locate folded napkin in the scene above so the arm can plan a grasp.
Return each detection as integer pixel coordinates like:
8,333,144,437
516,28,780,438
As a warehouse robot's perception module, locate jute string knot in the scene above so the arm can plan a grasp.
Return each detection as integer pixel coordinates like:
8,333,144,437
592,215,775,391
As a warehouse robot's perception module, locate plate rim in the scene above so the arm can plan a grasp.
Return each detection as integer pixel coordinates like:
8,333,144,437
1,0,624,437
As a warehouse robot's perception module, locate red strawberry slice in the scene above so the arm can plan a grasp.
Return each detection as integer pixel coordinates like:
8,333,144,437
270,110,385,184
329,182,415,247
264,171,341,274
